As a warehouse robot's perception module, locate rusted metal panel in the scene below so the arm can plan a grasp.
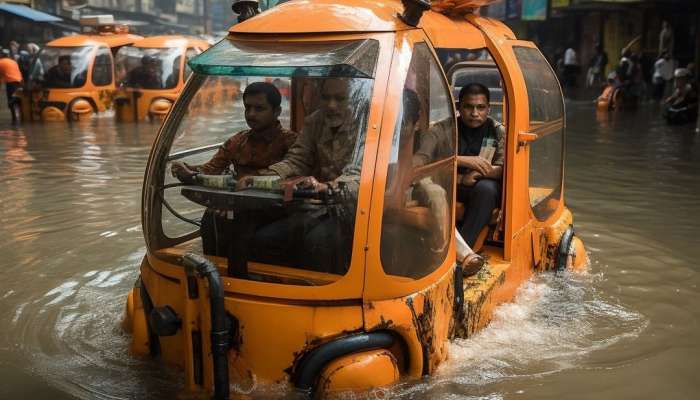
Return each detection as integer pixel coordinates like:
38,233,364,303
363,267,455,377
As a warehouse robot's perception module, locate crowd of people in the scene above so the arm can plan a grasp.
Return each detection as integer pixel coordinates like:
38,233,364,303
555,20,700,125
0,40,44,124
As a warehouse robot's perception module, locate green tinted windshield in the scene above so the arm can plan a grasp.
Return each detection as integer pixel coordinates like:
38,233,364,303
189,38,379,78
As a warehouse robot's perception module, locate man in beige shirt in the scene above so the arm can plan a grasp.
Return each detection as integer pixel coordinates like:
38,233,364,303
254,77,364,274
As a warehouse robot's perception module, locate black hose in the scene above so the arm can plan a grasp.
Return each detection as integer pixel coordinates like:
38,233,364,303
157,183,201,227
294,331,395,397
183,253,229,400
556,225,575,272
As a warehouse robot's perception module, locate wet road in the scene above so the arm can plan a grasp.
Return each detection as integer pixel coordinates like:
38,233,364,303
1,102,699,399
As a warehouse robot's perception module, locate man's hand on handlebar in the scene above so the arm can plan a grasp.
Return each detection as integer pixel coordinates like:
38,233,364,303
171,161,198,183
298,176,329,193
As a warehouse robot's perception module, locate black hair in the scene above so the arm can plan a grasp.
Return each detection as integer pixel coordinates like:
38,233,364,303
243,81,282,109
402,88,421,125
58,55,71,64
458,82,490,104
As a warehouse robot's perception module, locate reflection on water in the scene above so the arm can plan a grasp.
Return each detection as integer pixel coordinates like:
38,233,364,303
1,102,699,399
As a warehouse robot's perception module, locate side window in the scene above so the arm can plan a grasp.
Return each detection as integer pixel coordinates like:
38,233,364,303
184,47,199,82
513,46,564,220
380,42,456,279
92,46,113,86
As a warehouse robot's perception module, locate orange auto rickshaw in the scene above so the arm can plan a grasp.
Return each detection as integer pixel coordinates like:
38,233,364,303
113,36,212,122
122,1,588,398
18,15,142,122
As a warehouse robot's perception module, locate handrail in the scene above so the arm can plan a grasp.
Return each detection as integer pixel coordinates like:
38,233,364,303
167,142,223,162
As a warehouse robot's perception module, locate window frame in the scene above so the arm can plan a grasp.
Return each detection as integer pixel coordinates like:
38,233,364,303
364,30,459,301
142,32,396,301
512,44,566,222
442,50,509,243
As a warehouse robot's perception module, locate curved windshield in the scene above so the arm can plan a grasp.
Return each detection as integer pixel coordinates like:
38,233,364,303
116,46,182,89
30,46,92,88
148,38,378,286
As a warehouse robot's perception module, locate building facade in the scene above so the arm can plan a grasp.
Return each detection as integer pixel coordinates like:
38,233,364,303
483,0,700,88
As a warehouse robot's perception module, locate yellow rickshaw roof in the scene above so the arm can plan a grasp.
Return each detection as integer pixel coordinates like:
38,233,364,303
47,33,143,48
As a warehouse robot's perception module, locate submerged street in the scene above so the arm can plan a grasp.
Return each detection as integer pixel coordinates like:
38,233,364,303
0,102,699,399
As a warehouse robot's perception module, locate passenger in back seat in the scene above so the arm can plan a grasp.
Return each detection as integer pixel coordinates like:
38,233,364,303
409,90,485,276
455,83,505,252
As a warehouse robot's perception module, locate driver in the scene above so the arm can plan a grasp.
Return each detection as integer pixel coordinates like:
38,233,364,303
253,76,362,274
45,55,73,88
171,82,297,262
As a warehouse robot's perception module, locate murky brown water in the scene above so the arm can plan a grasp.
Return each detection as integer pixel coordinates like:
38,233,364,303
1,101,699,399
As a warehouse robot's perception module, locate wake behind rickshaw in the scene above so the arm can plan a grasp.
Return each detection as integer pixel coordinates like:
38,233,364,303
17,15,142,122
122,0,588,398
113,36,213,122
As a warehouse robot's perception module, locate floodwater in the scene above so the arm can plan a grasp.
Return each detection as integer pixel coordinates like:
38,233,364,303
1,102,699,399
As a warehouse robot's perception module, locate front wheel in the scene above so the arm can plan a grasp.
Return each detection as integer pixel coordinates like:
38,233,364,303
68,98,95,121
556,226,588,271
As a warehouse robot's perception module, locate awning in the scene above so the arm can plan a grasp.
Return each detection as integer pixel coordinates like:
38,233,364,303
0,3,62,23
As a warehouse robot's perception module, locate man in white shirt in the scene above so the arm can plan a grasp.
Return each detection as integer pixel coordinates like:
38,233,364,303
563,46,579,89
652,52,675,100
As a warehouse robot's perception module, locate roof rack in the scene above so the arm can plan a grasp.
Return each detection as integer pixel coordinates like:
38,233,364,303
79,15,130,34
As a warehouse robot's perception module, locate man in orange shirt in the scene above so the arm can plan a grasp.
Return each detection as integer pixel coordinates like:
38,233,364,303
0,49,23,124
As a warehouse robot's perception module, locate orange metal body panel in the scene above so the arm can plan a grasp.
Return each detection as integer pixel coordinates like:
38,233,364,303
136,253,365,394
363,266,456,377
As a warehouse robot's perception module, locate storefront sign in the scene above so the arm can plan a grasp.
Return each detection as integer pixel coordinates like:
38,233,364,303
521,0,547,21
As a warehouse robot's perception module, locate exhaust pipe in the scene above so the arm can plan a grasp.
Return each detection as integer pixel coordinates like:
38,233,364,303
183,253,230,400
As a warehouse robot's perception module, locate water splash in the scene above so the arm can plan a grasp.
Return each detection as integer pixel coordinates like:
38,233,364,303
390,271,647,398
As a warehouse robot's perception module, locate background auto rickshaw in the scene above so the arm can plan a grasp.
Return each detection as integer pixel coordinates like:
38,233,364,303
113,36,213,122
18,15,142,122
122,0,588,398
